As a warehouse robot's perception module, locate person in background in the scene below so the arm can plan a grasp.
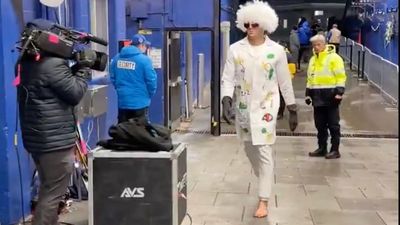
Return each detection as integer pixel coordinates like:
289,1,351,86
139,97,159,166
110,34,157,123
221,1,298,218
277,41,296,120
297,17,312,69
327,24,342,53
289,26,300,70
305,34,346,159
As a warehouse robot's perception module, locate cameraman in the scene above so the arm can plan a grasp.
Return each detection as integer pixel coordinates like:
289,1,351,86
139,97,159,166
110,34,157,123
17,20,90,225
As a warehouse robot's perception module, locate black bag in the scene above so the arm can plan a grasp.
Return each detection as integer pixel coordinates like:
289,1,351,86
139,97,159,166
68,165,88,200
98,117,173,152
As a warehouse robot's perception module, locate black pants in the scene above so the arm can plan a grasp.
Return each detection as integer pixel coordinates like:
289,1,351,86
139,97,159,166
278,89,285,116
118,108,149,123
329,43,340,54
313,106,341,152
298,45,310,68
31,147,74,225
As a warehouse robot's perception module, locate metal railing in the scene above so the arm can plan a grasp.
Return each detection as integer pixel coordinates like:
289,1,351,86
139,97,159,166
339,37,399,105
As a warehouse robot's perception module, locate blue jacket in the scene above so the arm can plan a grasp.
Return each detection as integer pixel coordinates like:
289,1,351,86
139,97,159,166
110,46,157,110
298,21,312,45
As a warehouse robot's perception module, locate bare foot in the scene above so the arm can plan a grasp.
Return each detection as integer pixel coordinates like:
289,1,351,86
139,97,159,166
254,200,268,218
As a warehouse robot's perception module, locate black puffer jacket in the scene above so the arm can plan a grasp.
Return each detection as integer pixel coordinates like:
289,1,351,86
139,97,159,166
18,57,88,153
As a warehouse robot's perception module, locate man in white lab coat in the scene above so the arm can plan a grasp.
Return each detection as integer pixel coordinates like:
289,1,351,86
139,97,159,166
221,0,298,218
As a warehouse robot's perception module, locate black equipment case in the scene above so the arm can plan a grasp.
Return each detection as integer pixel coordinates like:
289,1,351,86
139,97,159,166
88,144,187,225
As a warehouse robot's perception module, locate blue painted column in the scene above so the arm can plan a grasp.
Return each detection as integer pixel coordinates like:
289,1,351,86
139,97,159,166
0,0,36,224
106,0,127,130
73,0,90,31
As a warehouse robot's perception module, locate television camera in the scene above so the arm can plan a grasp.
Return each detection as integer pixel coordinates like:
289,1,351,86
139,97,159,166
16,19,108,72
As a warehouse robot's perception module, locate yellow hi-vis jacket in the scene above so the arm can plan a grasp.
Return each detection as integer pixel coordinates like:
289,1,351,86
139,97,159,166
307,45,346,88
306,45,346,106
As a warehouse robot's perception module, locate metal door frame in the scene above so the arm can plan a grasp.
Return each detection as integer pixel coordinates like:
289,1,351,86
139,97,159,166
163,26,220,135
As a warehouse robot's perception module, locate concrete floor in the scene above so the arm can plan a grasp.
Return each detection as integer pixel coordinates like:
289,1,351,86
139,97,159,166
56,63,398,224
59,135,398,225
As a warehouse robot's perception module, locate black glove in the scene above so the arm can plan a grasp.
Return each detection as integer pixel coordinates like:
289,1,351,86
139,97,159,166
222,96,234,124
305,88,312,105
287,104,298,132
305,96,312,105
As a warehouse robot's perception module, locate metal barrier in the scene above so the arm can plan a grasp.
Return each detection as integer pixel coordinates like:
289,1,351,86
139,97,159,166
351,42,363,71
381,58,399,103
339,37,399,105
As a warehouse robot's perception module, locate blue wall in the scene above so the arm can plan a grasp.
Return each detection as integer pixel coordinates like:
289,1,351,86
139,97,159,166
344,0,399,64
0,0,125,223
126,0,214,122
0,1,37,224
1,0,216,223
363,0,398,64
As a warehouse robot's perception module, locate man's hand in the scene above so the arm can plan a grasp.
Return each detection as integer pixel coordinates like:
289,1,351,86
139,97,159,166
75,68,92,81
334,94,343,105
222,96,234,125
305,96,312,105
287,104,298,132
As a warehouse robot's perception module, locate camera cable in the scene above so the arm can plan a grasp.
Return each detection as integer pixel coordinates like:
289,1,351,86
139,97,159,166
13,63,26,225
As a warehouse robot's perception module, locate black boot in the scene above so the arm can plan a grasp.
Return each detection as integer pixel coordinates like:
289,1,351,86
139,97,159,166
309,146,327,157
325,151,341,159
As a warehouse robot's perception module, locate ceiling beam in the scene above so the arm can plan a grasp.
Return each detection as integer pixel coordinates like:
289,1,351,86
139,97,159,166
273,3,346,10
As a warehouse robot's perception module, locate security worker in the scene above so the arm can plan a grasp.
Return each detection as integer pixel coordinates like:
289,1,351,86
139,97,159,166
110,34,157,123
305,34,346,159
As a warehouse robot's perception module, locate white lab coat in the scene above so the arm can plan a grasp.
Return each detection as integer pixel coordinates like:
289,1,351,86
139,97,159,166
221,37,296,145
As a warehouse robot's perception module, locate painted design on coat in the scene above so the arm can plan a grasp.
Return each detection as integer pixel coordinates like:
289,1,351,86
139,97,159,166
262,62,272,72
261,128,274,142
265,132,274,142
261,62,274,80
261,128,267,134
268,68,274,80
262,113,273,122
267,53,275,59
260,91,274,109
234,57,244,66
235,57,246,73
239,102,247,109
243,128,249,133
240,82,251,96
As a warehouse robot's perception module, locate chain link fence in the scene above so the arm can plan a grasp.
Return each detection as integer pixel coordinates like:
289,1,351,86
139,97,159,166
339,37,398,105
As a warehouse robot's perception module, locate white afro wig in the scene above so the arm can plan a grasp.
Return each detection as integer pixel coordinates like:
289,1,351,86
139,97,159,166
236,0,279,34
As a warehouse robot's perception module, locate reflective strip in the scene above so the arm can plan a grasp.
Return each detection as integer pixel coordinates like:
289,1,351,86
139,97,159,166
308,85,337,89
308,75,337,86
333,68,345,74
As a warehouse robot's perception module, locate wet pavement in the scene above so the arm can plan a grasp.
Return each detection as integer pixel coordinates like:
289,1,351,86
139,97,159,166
58,135,398,225
55,63,399,225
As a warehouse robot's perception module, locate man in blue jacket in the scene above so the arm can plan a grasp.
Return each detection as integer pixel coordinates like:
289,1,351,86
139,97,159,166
110,34,157,123
297,17,312,68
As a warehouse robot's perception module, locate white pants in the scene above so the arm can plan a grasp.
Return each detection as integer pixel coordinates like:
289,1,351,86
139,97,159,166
243,142,274,201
